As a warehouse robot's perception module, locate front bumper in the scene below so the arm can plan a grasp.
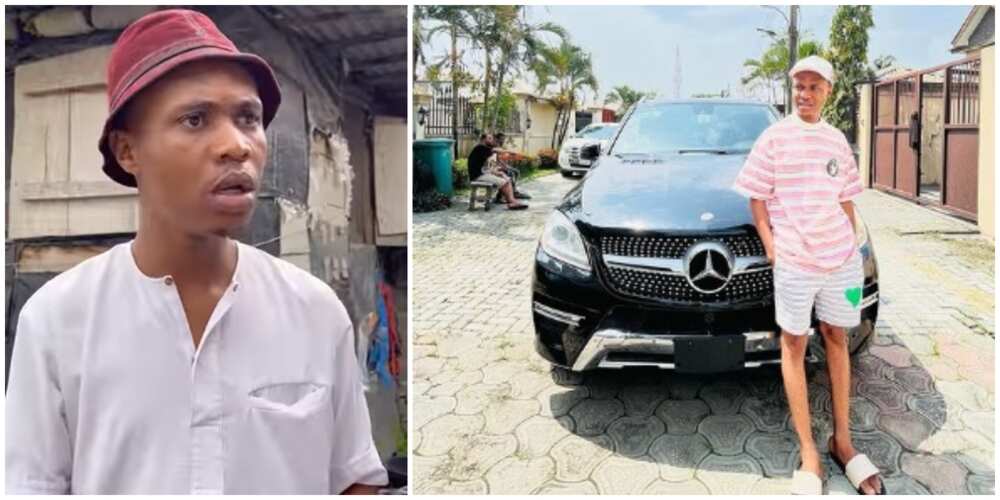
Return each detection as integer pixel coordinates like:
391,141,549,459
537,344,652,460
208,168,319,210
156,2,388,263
532,245,880,373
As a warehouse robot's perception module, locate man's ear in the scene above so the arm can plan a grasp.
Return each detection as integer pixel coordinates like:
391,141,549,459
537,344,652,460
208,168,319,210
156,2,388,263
108,130,140,177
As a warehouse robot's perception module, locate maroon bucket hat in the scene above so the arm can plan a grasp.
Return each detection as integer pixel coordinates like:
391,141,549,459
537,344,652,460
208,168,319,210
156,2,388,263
99,9,282,187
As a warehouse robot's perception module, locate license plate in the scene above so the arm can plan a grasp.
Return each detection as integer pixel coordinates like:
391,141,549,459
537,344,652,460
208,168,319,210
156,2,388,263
674,335,744,373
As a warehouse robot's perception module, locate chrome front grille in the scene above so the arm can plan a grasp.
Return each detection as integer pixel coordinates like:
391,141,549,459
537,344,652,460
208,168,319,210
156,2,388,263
604,265,773,303
568,146,583,166
598,234,771,303
601,234,765,259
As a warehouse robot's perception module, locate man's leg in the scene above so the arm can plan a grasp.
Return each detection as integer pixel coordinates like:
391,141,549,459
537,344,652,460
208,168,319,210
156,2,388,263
781,331,823,477
821,322,882,494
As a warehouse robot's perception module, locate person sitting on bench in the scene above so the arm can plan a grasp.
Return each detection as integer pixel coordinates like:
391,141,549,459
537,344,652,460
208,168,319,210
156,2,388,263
491,133,531,200
467,134,527,210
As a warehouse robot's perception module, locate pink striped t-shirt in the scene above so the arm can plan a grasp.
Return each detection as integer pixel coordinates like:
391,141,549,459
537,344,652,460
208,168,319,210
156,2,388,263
733,114,863,273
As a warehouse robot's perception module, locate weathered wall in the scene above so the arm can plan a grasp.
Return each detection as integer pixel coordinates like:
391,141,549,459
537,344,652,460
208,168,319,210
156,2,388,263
373,116,407,246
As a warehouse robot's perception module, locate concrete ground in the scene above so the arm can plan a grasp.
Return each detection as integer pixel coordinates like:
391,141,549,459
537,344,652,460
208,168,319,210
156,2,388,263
412,172,995,495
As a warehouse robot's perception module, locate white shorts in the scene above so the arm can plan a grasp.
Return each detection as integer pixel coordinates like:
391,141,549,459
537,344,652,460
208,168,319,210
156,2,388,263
774,251,863,335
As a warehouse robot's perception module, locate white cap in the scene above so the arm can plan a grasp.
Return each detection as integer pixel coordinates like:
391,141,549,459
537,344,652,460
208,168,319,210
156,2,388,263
789,55,835,84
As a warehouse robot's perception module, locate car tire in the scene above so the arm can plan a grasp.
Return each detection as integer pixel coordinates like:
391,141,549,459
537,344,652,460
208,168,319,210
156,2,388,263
550,365,585,386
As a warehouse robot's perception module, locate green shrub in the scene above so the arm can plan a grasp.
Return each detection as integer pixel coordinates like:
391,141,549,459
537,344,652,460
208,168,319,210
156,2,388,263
413,190,452,213
453,158,469,190
537,148,558,168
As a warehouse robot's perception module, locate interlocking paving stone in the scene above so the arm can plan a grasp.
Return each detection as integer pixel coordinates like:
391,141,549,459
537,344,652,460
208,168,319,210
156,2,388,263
698,414,756,456
482,399,540,435
591,455,659,494
749,476,792,494
741,395,789,433
532,480,599,495
620,383,669,416
852,353,891,380
889,365,937,395
642,479,711,494
606,416,664,458
808,383,832,414
416,477,489,495
908,394,948,428
414,356,447,380
882,474,932,495
825,473,858,495
966,473,996,495
568,399,624,436
427,380,467,397
507,370,554,400
481,360,528,385
938,380,992,411
900,452,969,494
857,378,909,414
454,383,511,415
901,334,936,356
850,430,904,476
484,456,554,495
700,380,746,415
515,415,574,458
445,433,518,482
879,412,938,451
961,410,994,440
537,385,589,418
917,429,978,454
848,396,880,431
955,446,996,476
666,374,704,400
414,395,457,430
417,414,485,456
648,433,712,482
655,399,710,434
744,432,799,477
870,344,915,368
550,435,614,483
586,374,625,400
695,453,763,495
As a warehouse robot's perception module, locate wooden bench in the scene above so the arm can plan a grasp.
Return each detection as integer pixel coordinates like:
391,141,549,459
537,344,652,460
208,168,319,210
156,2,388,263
468,181,497,211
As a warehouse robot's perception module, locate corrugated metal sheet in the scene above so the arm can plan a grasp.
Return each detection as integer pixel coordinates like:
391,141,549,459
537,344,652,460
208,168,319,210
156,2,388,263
255,6,407,105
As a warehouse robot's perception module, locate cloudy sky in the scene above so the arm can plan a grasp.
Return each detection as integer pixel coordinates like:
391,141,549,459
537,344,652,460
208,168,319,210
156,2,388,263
421,5,974,104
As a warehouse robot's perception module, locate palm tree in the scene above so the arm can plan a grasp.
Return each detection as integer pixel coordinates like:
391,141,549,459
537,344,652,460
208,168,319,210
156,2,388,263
531,40,598,149
421,6,478,150
742,38,824,105
485,7,566,131
605,85,656,119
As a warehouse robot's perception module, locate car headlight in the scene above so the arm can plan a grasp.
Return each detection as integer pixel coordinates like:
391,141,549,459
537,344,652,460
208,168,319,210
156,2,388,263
541,210,591,272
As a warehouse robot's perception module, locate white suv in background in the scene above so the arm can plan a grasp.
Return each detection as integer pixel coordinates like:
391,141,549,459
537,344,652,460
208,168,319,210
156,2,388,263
557,122,619,177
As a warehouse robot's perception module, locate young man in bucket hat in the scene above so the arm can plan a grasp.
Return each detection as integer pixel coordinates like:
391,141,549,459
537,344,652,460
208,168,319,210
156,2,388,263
6,9,387,494
733,55,885,495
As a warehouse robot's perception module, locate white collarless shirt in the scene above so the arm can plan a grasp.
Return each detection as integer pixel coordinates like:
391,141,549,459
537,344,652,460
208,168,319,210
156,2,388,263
6,241,387,494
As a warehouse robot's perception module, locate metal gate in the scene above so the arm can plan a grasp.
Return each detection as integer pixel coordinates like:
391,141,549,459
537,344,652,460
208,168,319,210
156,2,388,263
871,55,980,221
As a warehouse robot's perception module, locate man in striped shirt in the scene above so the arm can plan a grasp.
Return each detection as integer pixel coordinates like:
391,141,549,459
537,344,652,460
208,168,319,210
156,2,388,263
733,56,884,495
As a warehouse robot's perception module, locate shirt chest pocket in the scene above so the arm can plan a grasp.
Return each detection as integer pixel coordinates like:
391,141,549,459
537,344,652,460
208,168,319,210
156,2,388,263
248,382,330,416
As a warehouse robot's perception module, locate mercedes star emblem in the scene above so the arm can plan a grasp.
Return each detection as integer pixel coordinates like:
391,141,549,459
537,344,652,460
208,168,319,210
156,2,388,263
683,241,733,294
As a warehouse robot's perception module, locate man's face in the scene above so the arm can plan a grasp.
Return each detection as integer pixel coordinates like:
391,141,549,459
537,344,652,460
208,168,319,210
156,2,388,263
485,134,494,146
792,71,831,122
111,59,267,237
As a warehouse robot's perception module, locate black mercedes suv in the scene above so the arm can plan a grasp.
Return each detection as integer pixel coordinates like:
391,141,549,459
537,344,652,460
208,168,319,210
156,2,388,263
532,99,879,382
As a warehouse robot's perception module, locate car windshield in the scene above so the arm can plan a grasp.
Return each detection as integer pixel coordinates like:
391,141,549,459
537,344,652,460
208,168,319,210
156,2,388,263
576,124,618,140
611,102,776,155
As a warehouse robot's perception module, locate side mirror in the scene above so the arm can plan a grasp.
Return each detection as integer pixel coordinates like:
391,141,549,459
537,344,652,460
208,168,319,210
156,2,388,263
580,143,601,161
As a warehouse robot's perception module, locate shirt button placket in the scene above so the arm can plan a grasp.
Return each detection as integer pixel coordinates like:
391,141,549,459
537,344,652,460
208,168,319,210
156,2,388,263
190,328,224,494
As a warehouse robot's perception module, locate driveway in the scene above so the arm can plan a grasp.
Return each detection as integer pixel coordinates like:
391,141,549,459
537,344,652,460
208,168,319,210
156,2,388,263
412,171,995,495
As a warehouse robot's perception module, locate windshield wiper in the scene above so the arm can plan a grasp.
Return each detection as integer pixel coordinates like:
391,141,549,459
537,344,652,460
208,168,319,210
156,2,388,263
677,148,730,155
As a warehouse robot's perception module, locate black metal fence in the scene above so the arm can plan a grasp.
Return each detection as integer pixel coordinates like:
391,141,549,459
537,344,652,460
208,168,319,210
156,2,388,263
419,80,522,137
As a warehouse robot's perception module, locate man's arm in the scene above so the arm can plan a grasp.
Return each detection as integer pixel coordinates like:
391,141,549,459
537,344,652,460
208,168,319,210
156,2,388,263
6,301,73,494
750,198,776,264
342,483,381,495
840,200,857,233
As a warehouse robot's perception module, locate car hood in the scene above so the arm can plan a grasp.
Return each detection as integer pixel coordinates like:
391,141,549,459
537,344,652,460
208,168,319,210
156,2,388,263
574,153,755,232
561,136,610,153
